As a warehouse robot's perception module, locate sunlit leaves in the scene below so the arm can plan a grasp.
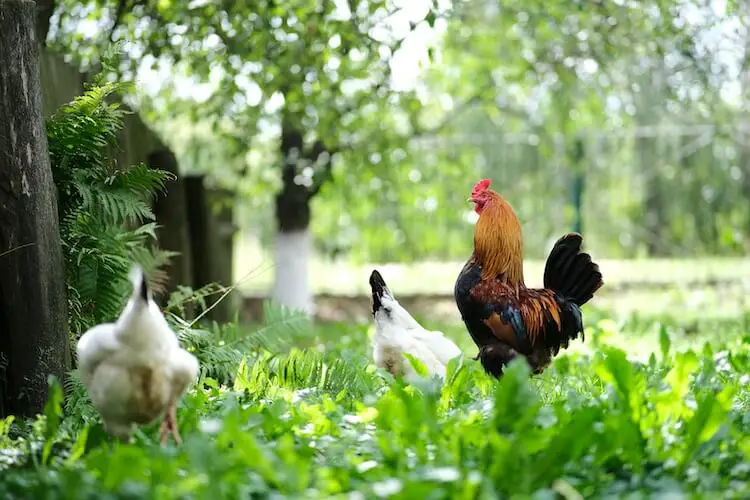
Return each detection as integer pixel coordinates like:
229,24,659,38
2,318,750,496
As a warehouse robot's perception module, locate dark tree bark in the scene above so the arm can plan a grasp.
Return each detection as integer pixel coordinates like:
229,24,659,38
276,121,332,232
276,126,312,232
0,0,70,417
271,120,333,312
148,149,194,304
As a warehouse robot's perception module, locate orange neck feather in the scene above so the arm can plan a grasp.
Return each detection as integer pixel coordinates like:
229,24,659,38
473,193,525,283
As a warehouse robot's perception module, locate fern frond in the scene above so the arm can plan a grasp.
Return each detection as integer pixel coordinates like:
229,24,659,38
47,81,173,338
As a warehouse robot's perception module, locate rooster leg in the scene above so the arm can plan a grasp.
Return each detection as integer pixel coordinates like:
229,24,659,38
168,403,182,444
158,403,182,446
159,414,170,447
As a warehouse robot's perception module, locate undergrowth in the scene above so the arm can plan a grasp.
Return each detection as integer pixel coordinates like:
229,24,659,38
0,309,748,499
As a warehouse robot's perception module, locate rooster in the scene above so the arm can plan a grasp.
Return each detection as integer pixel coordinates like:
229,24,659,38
454,178,603,377
76,266,199,446
370,270,462,380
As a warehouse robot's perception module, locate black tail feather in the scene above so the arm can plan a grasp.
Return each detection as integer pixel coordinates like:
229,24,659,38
543,233,603,306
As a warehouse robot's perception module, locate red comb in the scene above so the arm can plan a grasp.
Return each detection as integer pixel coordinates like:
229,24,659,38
472,178,492,194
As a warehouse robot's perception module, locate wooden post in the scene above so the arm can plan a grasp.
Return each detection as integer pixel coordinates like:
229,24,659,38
185,175,211,299
148,149,194,305
206,188,237,323
0,0,70,417
185,177,238,323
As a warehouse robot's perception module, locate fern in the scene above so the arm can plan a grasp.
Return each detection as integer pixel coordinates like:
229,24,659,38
169,300,320,385
234,348,383,402
46,80,174,337
61,371,99,427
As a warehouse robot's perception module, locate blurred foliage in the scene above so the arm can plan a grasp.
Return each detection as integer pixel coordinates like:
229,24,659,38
49,0,445,213
46,1,750,261
46,76,175,338
314,0,750,261
0,308,748,497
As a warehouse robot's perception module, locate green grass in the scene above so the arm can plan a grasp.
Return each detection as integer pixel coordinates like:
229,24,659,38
1,305,749,499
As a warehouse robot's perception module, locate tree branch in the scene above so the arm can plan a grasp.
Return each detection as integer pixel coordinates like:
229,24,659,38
107,0,129,44
306,139,335,199
336,1,433,120
337,83,490,157
412,89,488,138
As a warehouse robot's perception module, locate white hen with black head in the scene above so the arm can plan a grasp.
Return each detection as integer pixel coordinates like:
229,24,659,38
76,266,199,445
369,270,462,380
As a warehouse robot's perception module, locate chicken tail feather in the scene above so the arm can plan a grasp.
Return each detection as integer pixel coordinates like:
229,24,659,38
369,269,391,315
129,265,150,302
543,233,603,306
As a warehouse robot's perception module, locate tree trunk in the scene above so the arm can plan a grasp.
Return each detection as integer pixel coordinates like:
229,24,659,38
274,184,313,314
272,123,332,315
272,226,313,313
0,0,69,417
148,149,193,305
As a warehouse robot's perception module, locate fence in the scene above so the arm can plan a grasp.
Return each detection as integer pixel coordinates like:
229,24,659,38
412,123,750,260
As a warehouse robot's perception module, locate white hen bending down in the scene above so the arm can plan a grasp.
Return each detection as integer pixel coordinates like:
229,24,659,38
369,270,462,380
76,266,199,446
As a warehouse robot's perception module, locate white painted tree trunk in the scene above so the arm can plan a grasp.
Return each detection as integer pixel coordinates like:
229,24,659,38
272,229,314,315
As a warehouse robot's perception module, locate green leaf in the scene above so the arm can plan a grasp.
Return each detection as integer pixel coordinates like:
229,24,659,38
41,376,64,465
659,324,671,362
678,385,735,474
403,353,429,378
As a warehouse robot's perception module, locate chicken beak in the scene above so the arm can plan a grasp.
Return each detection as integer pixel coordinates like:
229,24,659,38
467,197,474,203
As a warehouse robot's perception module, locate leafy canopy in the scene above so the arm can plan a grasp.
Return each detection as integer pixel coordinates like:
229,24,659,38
48,0,747,262
52,0,447,194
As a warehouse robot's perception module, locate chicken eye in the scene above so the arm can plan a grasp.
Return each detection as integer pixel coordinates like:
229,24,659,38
384,307,392,315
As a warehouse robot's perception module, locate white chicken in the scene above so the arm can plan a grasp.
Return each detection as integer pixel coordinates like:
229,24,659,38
369,270,462,380
76,265,199,446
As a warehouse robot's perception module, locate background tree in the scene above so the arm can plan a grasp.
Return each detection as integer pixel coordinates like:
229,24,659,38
310,0,725,262
0,0,69,417
50,0,479,313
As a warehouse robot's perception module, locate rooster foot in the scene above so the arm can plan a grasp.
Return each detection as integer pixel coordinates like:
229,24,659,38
159,404,182,447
